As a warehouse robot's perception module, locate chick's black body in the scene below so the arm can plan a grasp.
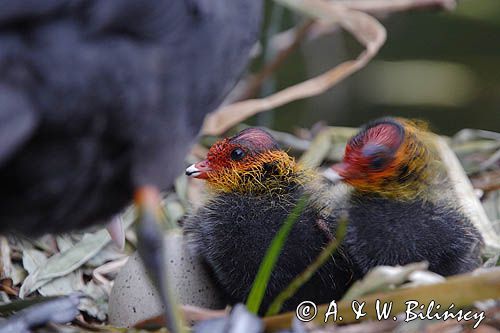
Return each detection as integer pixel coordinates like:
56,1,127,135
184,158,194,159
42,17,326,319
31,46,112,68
329,117,483,278
0,0,262,234
185,188,354,314
338,194,483,277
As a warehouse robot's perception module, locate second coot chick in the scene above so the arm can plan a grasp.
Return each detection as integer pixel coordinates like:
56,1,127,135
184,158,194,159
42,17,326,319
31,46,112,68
325,117,483,277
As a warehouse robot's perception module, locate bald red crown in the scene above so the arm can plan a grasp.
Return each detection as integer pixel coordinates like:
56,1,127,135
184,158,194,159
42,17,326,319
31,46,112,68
187,127,304,193
330,117,435,199
334,118,404,180
205,128,279,169
227,127,280,152
340,119,404,178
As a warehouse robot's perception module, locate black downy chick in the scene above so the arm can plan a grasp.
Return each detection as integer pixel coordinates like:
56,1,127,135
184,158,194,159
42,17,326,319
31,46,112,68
185,128,355,314
325,117,483,278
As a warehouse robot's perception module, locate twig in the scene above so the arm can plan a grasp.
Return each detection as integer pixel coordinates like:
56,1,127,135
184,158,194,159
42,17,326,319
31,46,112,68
202,0,386,135
268,0,455,57
202,0,458,136
92,257,128,286
235,20,314,102
181,305,228,322
480,148,500,171
471,169,500,193
339,0,455,13
263,268,500,332
134,305,229,329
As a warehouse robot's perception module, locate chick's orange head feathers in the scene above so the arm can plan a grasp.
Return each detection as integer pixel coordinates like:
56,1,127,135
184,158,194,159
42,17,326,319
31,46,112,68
330,117,436,199
186,128,304,193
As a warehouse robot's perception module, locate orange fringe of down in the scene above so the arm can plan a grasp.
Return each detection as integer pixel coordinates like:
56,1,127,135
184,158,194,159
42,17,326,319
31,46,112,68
346,118,442,201
205,150,314,195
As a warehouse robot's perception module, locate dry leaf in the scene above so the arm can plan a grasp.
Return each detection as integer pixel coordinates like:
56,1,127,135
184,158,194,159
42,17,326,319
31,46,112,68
202,0,386,135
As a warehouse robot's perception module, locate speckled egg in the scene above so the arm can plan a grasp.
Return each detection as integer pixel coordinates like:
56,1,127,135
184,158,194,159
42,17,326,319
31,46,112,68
109,231,225,327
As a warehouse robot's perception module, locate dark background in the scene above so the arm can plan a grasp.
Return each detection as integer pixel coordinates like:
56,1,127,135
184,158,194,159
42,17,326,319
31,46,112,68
250,0,500,135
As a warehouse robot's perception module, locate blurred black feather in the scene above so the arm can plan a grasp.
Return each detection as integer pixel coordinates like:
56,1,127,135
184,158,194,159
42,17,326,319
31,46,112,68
0,0,263,234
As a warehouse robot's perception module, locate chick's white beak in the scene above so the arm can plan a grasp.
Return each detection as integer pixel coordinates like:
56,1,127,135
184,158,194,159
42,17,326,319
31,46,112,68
323,168,344,183
186,160,212,179
185,164,202,177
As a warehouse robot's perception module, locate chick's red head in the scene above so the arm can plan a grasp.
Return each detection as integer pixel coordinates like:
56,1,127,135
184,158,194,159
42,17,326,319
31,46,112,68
186,128,304,194
326,117,436,199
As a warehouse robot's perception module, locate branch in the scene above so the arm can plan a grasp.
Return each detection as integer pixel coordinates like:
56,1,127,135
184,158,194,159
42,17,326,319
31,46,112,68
201,0,457,136
202,0,386,136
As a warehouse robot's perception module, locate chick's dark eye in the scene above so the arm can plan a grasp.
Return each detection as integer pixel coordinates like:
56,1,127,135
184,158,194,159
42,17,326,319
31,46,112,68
230,147,246,161
362,144,392,171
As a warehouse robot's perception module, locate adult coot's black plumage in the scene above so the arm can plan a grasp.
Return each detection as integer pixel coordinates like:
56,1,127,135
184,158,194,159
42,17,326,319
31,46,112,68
0,1,262,331
0,0,262,233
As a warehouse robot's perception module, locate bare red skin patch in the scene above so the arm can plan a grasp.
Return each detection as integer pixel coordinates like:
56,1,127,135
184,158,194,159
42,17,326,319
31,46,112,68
340,123,403,179
331,117,435,200
206,128,279,172
230,128,279,152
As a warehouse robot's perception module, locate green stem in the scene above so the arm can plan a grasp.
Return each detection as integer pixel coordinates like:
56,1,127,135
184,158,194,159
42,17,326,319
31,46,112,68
265,218,348,316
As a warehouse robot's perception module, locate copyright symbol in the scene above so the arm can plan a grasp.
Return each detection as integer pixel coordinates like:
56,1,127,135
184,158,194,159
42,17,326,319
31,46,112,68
296,301,317,322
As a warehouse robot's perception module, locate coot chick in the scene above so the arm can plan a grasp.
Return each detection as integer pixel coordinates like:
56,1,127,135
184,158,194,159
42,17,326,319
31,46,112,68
185,128,354,314
325,117,483,278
